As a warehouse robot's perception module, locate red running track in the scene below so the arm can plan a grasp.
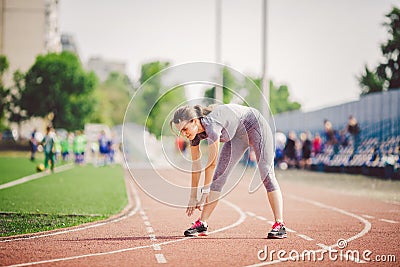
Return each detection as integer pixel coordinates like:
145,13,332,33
0,168,399,266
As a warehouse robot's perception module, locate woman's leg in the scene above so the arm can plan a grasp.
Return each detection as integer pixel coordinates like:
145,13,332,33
249,123,284,223
200,138,249,222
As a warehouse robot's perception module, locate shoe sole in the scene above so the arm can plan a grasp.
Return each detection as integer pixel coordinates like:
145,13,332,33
267,233,287,239
184,231,208,237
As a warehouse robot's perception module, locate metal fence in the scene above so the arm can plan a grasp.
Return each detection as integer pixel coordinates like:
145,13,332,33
273,89,400,141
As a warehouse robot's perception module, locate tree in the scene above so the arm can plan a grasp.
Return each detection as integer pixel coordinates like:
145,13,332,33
127,61,186,138
359,7,400,94
204,67,236,104
0,55,10,129
21,52,97,130
92,72,132,126
243,77,301,114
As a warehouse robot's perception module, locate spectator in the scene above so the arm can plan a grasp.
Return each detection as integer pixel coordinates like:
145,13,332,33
338,130,349,148
300,132,312,169
312,132,322,155
346,115,360,153
60,133,71,162
29,129,38,161
324,119,339,154
73,130,86,165
284,131,297,168
41,126,56,173
98,130,109,166
175,136,188,154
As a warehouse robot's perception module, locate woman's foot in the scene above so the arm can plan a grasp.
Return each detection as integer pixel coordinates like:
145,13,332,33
267,221,287,239
184,219,208,237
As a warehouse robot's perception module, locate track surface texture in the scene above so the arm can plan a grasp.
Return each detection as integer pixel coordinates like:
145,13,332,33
1,168,399,266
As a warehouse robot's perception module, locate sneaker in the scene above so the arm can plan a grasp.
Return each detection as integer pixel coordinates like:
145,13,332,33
267,221,287,239
184,219,208,237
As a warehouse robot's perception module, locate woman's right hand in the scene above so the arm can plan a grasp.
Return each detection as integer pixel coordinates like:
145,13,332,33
186,197,198,217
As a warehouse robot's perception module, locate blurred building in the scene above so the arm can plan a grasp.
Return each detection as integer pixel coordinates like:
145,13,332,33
0,0,61,86
0,0,61,138
87,57,127,82
60,33,79,55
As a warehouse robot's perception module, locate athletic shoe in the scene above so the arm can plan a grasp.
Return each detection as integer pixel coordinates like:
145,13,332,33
184,219,208,237
267,221,287,239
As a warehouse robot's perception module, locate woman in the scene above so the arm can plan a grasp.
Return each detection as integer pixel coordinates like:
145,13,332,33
170,103,286,239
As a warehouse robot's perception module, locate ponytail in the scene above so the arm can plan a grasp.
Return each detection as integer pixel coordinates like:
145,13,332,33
193,104,217,117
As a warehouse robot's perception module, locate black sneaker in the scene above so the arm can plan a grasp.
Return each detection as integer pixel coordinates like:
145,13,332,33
267,221,287,239
184,219,208,237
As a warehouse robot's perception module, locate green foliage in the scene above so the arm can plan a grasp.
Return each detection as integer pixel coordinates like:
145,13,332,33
128,61,186,138
204,67,236,104
92,72,132,126
0,55,10,129
359,7,400,94
209,72,301,114
21,52,98,130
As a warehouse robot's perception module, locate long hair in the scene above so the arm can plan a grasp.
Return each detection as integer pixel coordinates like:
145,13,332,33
169,104,217,135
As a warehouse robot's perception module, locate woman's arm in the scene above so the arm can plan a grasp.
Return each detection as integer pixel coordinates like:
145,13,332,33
186,145,201,216
196,140,219,210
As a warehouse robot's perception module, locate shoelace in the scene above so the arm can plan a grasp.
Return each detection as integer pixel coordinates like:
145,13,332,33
272,222,284,230
191,219,203,229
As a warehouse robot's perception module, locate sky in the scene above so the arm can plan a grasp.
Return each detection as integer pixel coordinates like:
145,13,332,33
59,0,400,111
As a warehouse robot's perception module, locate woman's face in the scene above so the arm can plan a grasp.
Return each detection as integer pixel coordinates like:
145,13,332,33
175,119,199,140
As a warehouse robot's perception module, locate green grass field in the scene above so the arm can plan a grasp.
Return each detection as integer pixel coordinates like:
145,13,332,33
0,153,128,237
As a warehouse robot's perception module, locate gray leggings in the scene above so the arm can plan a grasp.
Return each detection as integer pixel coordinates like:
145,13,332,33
210,111,279,193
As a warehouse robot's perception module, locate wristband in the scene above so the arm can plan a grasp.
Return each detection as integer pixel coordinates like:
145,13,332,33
201,187,210,194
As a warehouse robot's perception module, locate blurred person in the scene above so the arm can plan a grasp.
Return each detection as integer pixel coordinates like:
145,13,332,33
312,132,322,155
54,132,61,162
98,130,109,166
175,136,188,154
284,131,297,168
170,104,286,239
338,130,349,148
60,133,71,162
73,130,87,165
29,129,38,161
41,126,56,173
324,119,339,154
300,132,312,169
346,115,360,153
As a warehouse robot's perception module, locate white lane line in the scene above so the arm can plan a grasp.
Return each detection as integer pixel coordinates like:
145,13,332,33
0,177,141,243
245,194,372,266
142,216,149,221
297,234,313,241
379,218,398,224
146,227,154,233
149,234,157,241
285,228,296,233
361,214,375,219
139,210,146,216
153,244,161,251
155,254,167,264
144,221,151,226
247,211,256,217
0,164,74,190
7,197,247,267
256,216,267,221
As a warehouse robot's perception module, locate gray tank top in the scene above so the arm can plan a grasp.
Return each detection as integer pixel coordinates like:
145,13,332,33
190,104,259,146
